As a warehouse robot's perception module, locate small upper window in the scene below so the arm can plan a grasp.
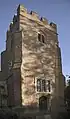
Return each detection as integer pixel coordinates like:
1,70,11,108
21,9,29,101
38,33,41,42
38,33,45,43
42,35,45,43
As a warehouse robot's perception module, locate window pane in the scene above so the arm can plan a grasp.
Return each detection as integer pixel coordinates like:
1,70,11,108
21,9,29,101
38,34,41,42
46,80,51,92
48,80,50,92
37,79,41,92
42,80,46,92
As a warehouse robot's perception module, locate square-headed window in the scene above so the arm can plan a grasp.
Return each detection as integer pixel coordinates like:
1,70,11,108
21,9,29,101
36,78,51,92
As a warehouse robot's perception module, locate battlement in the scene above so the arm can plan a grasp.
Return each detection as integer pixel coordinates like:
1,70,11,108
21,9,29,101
13,14,17,23
30,11,39,18
9,22,13,31
17,4,27,14
17,4,48,23
50,22,57,29
9,4,57,32
9,14,18,31
17,4,57,31
40,17,48,24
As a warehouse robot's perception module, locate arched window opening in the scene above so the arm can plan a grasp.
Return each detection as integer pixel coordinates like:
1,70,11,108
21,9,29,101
38,33,45,43
38,33,41,42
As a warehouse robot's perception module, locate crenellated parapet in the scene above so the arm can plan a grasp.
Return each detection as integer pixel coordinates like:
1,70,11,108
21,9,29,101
13,14,17,23
17,4,57,32
9,14,18,31
40,17,48,24
9,22,13,31
9,15,18,31
30,11,39,18
17,4,27,14
50,22,57,29
8,4,57,33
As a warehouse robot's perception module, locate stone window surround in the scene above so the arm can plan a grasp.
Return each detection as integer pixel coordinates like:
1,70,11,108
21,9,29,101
38,32,45,44
35,76,51,93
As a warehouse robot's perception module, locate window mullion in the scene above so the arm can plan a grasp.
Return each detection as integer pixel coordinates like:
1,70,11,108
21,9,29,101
41,80,42,92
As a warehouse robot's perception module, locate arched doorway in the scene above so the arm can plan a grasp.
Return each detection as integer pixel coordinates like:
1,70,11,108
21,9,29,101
39,96,47,111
